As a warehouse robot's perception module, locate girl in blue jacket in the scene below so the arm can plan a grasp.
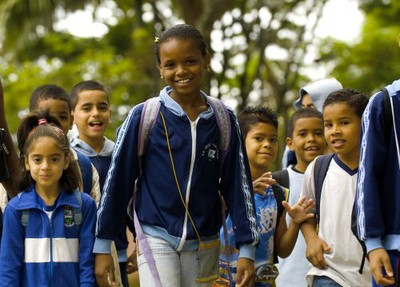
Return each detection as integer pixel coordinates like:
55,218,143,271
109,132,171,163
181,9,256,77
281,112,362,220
0,112,98,287
94,24,259,287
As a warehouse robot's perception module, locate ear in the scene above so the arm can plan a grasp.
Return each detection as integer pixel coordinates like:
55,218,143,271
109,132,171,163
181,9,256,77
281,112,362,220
70,113,74,128
158,64,164,80
24,156,30,171
204,52,211,70
286,137,294,151
63,154,70,170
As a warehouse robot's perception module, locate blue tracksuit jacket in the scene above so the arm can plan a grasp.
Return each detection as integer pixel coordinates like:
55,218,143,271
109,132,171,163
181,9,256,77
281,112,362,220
94,86,258,258
0,186,97,287
356,79,400,253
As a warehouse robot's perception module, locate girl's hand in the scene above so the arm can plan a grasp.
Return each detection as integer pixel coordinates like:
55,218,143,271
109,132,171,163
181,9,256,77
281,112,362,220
252,172,276,196
282,196,315,225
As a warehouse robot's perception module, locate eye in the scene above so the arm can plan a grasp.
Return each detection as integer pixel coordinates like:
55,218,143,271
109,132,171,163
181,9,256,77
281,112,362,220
254,136,263,142
270,137,278,144
32,157,41,164
98,104,109,112
315,130,324,136
324,123,332,128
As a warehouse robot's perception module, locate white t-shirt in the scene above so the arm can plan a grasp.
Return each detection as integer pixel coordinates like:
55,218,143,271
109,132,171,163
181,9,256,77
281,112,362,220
300,155,371,287
276,166,309,287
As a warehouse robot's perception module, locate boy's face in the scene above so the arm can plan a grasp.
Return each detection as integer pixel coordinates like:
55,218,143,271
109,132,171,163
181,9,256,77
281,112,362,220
287,117,325,171
245,122,278,174
301,94,315,109
34,99,73,134
323,102,361,159
72,90,111,143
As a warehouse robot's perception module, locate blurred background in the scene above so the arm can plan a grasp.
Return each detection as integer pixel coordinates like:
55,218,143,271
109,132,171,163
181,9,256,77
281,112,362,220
0,0,399,168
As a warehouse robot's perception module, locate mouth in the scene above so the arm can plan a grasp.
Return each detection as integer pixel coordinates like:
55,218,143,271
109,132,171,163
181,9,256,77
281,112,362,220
89,121,103,128
175,78,192,84
331,139,345,148
304,146,320,152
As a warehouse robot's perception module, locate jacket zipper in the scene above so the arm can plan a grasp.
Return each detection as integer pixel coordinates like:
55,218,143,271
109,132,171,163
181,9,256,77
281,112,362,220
177,119,198,251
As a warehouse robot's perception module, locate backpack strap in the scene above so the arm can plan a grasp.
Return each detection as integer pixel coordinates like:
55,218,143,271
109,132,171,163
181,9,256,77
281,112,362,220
382,88,393,143
138,97,161,159
272,184,289,263
314,153,335,223
207,97,231,167
272,169,290,189
72,190,83,227
75,150,93,195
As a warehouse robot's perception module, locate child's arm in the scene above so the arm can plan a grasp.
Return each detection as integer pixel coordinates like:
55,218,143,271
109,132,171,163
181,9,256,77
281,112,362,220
274,197,314,258
301,218,332,269
368,248,395,286
0,204,24,285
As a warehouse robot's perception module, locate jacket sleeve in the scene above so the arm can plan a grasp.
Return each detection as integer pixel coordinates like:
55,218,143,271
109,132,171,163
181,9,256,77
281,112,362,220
220,110,259,252
79,194,98,286
0,202,24,285
356,92,387,250
94,104,143,253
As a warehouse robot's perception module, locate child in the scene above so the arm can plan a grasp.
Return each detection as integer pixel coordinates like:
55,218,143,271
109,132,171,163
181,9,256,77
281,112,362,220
300,88,371,286
218,106,315,287
274,108,326,287
29,84,101,205
355,78,400,287
69,80,130,287
94,24,259,287
282,78,342,168
0,112,97,286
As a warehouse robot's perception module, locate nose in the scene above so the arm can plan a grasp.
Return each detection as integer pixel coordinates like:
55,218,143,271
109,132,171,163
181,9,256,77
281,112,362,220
41,159,50,170
176,64,187,75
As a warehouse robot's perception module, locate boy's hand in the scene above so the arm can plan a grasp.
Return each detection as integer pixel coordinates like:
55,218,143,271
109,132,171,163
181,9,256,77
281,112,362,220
369,248,395,286
305,236,332,269
95,254,116,287
236,257,255,287
282,196,315,225
252,172,276,196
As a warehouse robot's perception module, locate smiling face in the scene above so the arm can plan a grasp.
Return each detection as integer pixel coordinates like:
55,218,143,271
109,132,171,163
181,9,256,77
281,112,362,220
287,117,326,172
158,38,210,102
245,122,278,179
25,136,69,194
323,102,361,165
72,90,111,150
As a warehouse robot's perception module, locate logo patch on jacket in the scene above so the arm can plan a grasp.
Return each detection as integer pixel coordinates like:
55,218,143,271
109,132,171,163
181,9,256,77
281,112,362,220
64,206,74,227
201,143,219,161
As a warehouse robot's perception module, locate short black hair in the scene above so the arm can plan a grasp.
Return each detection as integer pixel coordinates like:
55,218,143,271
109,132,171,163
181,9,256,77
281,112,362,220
154,24,208,65
70,80,109,109
287,108,323,138
29,84,71,112
238,106,278,138
323,88,369,118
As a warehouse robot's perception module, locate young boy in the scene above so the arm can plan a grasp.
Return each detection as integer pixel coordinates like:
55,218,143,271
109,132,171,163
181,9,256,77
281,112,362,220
69,80,130,287
28,84,101,205
274,108,326,287
300,88,371,286
218,106,314,287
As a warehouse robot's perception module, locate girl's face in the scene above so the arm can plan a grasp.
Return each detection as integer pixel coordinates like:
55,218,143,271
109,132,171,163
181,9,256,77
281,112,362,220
25,136,69,193
158,38,210,101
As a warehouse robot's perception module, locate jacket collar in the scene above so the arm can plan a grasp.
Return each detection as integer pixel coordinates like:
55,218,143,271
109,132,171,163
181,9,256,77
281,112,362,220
15,186,80,210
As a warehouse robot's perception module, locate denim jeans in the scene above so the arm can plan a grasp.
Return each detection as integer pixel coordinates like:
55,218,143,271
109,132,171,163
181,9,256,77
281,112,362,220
313,276,343,287
137,235,219,287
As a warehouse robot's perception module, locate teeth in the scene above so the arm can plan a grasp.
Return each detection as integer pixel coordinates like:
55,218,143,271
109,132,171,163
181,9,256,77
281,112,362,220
177,79,190,83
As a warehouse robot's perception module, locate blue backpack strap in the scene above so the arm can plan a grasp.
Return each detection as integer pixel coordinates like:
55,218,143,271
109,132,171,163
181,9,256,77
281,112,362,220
73,190,83,228
75,150,93,195
314,153,335,223
207,97,231,168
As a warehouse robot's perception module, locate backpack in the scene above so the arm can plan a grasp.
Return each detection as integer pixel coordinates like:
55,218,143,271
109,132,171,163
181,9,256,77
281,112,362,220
20,190,83,229
272,169,289,189
75,150,93,195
